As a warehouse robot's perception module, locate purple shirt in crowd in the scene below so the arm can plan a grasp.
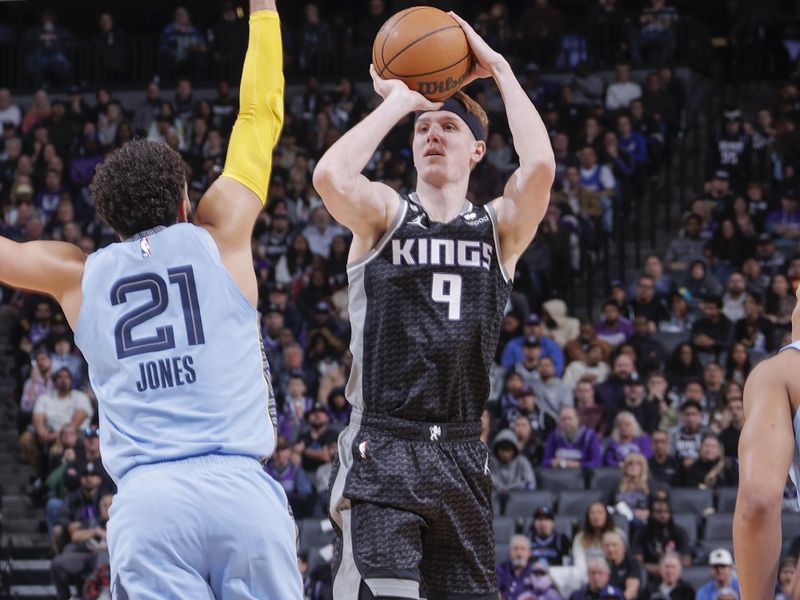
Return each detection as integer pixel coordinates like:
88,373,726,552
594,318,633,347
543,426,602,468
603,435,653,466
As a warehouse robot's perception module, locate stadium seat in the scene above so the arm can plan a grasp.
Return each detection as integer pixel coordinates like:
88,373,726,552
782,513,800,539
557,490,605,517
504,490,555,519
536,468,586,492
716,487,737,513
651,331,690,356
668,488,713,516
681,566,711,590
299,518,336,552
672,513,698,544
496,543,510,565
703,513,733,540
587,467,621,493
783,537,796,558
555,515,576,538
494,516,517,544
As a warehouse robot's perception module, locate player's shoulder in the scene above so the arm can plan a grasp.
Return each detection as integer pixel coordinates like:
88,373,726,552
746,351,795,390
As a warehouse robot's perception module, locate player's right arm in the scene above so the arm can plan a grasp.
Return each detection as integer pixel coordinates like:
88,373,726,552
0,237,85,328
312,67,441,256
733,354,795,600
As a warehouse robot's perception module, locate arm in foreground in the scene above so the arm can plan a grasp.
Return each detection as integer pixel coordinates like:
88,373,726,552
0,237,85,323
196,0,282,304
733,356,794,600
313,67,441,241
450,13,555,268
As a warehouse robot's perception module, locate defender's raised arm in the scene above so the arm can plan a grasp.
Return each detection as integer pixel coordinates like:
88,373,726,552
196,0,283,305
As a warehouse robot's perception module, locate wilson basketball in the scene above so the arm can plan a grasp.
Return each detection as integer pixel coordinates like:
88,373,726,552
372,7,473,102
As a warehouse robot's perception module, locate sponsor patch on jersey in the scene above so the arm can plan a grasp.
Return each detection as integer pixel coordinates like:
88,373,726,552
464,215,489,226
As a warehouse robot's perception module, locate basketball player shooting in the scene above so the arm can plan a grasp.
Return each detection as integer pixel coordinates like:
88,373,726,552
0,1,303,598
313,12,555,600
734,283,800,600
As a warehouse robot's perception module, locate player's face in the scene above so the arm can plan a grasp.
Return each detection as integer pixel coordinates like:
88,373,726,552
413,112,485,186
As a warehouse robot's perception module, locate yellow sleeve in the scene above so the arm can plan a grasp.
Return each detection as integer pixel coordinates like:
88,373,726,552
222,10,284,204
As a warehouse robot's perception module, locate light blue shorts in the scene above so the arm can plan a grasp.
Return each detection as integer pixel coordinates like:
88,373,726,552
107,454,302,600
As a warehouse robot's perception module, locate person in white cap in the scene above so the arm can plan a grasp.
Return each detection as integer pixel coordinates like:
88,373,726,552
695,549,739,600
734,284,800,599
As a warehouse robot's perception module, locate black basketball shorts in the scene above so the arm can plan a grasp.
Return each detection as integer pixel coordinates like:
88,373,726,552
328,410,497,600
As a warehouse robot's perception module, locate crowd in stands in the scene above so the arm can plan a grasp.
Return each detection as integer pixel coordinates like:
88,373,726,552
0,1,799,599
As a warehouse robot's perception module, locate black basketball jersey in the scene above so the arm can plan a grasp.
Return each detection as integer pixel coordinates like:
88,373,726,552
345,193,512,423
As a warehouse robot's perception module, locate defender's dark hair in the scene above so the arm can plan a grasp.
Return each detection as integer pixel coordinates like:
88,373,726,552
90,139,185,238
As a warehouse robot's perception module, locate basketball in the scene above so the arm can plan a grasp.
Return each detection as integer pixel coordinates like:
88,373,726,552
372,7,473,102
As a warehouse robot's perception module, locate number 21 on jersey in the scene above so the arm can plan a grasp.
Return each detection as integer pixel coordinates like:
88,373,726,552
110,265,205,360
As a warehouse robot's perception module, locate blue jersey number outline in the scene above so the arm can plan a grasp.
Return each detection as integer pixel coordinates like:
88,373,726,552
111,266,205,359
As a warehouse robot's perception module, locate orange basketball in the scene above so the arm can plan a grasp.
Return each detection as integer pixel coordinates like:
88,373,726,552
372,7,473,102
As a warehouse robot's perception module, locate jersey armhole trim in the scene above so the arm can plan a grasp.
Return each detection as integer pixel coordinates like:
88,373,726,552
484,202,512,284
74,250,99,351
194,224,258,315
346,198,408,274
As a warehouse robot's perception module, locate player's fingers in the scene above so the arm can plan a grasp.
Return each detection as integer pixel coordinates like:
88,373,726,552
369,63,380,83
448,11,471,32
419,99,444,112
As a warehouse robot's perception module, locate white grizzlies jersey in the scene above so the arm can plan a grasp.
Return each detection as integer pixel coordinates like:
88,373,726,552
75,224,275,484
780,339,800,507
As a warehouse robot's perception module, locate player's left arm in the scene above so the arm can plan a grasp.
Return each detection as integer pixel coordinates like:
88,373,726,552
733,355,795,600
451,13,555,276
0,237,85,327
195,0,282,307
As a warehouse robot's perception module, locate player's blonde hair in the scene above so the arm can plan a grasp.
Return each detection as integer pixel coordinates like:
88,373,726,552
453,90,489,140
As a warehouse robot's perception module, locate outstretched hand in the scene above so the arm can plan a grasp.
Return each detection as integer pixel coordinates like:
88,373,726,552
448,11,507,87
369,64,443,112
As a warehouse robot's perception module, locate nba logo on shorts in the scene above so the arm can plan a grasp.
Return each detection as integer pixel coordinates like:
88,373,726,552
429,425,441,441
140,237,152,258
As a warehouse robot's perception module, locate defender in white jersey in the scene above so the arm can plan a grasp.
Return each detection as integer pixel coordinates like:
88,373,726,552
734,283,800,599
0,2,302,599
